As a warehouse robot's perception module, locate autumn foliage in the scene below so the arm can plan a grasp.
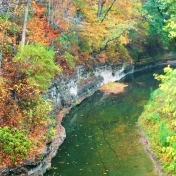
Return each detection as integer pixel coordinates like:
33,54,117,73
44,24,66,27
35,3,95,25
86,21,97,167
0,0,61,166
1,0,167,168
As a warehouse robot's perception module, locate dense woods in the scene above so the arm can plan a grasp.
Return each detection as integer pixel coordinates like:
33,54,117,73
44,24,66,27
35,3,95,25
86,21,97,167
0,0,175,174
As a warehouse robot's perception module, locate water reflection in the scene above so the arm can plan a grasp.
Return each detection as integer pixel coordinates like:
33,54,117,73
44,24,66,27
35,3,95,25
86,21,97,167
45,67,166,176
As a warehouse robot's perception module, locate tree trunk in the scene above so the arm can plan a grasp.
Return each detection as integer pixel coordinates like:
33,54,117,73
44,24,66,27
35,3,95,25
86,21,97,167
97,0,101,18
47,0,51,25
21,0,30,46
0,49,2,69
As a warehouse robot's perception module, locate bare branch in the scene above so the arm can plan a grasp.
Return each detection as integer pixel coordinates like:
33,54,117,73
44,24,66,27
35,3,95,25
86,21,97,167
101,0,116,22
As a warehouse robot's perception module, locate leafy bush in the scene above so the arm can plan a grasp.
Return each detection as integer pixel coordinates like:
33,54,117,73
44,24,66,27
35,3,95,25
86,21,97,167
158,122,173,147
63,51,78,68
0,126,32,165
14,43,60,90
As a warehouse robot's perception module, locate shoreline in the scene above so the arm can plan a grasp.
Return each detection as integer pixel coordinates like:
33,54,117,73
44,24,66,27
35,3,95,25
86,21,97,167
137,125,163,176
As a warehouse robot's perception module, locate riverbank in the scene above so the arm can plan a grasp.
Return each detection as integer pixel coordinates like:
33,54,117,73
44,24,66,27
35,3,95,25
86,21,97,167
46,66,165,176
137,125,163,176
138,66,176,176
1,54,176,175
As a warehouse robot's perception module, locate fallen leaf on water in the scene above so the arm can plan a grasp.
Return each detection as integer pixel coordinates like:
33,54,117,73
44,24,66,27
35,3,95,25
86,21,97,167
99,82,128,94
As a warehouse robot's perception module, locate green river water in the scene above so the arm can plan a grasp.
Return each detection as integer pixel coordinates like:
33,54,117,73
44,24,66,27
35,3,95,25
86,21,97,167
45,67,166,176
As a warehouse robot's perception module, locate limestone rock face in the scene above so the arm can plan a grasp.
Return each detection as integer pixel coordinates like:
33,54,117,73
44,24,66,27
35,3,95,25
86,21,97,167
48,63,133,109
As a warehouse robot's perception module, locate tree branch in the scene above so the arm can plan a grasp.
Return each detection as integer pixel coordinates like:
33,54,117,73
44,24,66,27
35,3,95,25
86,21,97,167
101,0,116,22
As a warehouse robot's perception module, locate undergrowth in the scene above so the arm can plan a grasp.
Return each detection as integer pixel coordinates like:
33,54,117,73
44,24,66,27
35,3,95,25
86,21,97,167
138,66,176,175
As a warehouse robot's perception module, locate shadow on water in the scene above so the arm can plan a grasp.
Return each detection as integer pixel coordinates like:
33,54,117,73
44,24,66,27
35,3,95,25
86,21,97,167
45,66,168,176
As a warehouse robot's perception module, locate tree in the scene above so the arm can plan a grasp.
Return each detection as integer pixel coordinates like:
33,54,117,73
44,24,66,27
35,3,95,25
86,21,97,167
21,0,30,45
54,0,143,67
140,0,170,47
158,0,176,38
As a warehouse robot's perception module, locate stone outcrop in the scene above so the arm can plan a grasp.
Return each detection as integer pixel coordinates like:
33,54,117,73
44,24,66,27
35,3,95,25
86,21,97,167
48,63,133,110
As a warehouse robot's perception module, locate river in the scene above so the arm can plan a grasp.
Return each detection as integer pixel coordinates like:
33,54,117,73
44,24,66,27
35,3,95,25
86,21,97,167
45,66,166,176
